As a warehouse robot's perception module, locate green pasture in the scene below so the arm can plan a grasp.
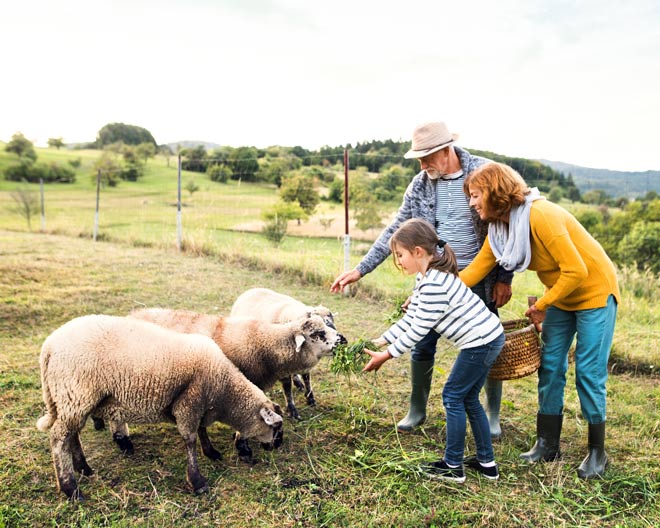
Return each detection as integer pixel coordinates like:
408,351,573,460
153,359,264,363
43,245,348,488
1,146,659,526
1,230,659,527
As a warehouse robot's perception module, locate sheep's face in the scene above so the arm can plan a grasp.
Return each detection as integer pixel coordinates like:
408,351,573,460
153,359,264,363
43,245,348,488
249,403,284,448
295,314,346,361
311,307,348,345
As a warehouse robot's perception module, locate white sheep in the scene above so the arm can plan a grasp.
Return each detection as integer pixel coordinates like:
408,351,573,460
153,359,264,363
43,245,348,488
127,308,343,461
36,314,283,500
230,287,346,418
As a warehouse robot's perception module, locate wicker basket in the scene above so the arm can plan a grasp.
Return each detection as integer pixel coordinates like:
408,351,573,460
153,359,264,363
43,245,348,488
488,319,541,381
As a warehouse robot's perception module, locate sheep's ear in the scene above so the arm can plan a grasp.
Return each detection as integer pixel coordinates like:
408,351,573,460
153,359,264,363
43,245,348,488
295,333,306,352
260,407,283,426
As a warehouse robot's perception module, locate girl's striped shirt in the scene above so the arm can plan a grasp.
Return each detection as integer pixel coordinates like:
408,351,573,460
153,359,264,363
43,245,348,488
383,268,503,358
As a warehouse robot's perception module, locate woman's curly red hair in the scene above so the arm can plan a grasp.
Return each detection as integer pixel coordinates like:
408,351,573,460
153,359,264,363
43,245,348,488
463,162,530,220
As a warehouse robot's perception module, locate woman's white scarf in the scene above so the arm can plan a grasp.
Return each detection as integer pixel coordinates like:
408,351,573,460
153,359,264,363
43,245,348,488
488,188,545,272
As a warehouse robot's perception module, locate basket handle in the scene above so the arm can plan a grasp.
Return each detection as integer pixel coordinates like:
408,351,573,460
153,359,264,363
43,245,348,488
527,295,542,332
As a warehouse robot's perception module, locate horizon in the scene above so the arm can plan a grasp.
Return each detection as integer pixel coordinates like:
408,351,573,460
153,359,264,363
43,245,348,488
2,1,659,173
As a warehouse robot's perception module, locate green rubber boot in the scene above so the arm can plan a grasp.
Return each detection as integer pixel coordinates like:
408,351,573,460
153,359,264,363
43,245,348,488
520,413,563,462
484,377,503,439
577,422,608,479
397,359,434,433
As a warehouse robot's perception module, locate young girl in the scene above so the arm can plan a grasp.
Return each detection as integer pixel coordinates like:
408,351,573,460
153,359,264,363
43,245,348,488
364,218,505,482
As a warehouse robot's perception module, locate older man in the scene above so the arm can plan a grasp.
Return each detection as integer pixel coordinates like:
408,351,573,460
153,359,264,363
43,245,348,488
331,121,513,438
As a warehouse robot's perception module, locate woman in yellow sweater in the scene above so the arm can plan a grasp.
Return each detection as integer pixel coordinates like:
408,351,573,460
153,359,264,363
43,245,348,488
459,162,620,479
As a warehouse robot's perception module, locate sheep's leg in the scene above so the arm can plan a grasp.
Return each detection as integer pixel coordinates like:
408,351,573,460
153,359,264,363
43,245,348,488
98,399,134,454
172,391,208,493
181,431,208,494
292,374,305,391
234,432,256,464
110,421,134,455
50,421,82,500
279,376,300,420
71,433,93,476
302,373,316,406
198,426,222,460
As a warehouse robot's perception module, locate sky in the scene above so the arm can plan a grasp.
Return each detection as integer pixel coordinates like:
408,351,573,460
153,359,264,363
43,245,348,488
2,0,659,172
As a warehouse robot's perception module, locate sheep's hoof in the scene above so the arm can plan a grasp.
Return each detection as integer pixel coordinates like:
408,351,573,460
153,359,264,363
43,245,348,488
287,404,301,420
92,417,106,431
306,394,317,407
239,454,258,465
79,464,94,476
203,447,223,461
112,433,134,455
194,483,209,495
66,488,85,502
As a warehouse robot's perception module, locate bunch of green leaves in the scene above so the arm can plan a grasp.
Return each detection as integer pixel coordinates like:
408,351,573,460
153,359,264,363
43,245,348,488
330,337,377,375
383,295,408,325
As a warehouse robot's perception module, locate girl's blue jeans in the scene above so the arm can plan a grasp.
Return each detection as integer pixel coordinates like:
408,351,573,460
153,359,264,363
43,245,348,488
442,332,505,466
538,294,618,424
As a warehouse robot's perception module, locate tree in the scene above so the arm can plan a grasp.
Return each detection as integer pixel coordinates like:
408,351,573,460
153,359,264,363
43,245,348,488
280,173,320,222
185,180,199,197
96,123,157,148
120,145,146,181
136,142,157,164
260,201,306,245
9,183,39,231
207,164,231,183
48,137,64,149
181,145,208,173
159,145,173,167
548,186,564,203
618,221,660,274
228,147,259,181
93,152,123,187
5,133,37,161
348,168,384,231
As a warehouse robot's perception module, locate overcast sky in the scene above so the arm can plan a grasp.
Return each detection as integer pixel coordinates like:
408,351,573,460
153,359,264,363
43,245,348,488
2,0,659,171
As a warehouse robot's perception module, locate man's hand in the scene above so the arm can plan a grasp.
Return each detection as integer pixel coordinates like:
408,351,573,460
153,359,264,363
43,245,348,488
362,348,392,372
492,282,512,308
330,269,362,293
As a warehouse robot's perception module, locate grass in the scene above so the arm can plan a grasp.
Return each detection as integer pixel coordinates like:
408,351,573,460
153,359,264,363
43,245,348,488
1,230,659,527
2,145,659,526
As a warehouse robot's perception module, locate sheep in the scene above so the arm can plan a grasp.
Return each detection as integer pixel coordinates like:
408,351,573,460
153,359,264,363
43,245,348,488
36,314,283,500
127,308,344,461
230,287,346,419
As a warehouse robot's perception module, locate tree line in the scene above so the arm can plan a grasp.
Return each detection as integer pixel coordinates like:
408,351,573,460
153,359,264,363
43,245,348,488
4,123,658,274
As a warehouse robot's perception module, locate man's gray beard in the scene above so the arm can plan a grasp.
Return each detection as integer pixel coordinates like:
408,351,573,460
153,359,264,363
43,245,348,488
426,169,441,180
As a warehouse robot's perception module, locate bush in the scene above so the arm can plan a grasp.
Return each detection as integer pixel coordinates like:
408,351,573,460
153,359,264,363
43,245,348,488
4,160,76,183
207,164,231,183
618,221,660,274
261,218,288,245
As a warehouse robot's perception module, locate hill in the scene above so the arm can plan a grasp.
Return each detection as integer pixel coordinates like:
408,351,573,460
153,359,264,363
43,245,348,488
540,159,660,198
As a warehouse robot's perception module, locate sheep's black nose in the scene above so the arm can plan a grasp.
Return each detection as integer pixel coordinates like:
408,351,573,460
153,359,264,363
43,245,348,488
262,428,283,451
337,333,348,345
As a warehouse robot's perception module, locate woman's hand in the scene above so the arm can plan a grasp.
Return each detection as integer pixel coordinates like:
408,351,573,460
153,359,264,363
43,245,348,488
362,349,392,372
525,304,546,332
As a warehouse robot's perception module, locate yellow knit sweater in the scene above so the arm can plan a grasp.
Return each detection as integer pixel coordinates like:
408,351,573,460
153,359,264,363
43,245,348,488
459,200,620,311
